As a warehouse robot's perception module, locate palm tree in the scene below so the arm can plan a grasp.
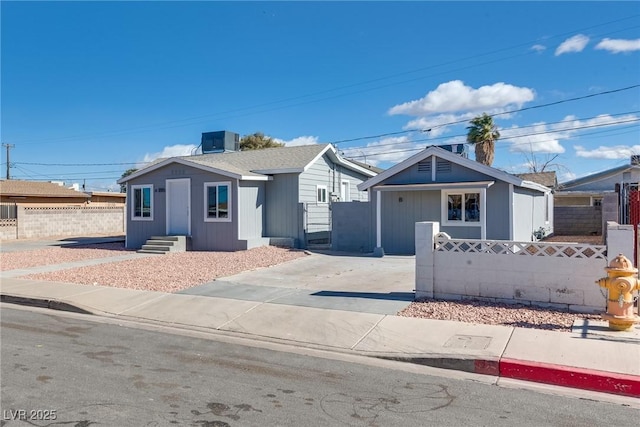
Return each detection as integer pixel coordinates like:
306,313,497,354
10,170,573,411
466,113,500,167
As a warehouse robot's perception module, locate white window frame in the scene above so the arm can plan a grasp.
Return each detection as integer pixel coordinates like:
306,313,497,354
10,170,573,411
441,190,483,226
340,180,350,202
204,181,232,223
316,185,328,204
131,184,154,221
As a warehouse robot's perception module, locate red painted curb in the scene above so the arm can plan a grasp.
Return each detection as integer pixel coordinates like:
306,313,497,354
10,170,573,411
500,358,640,398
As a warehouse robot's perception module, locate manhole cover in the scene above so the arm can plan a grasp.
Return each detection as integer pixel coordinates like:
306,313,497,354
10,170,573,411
443,335,492,350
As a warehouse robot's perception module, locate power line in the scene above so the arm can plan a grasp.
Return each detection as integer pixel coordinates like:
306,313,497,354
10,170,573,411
340,113,640,153
343,118,640,160
9,17,640,145
332,85,640,144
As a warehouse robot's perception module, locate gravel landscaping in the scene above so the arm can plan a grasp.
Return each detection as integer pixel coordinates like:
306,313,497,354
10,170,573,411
21,245,308,293
4,241,613,332
0,242,130,271
398,298,602,332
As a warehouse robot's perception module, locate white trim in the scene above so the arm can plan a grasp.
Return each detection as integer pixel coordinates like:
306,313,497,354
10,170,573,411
508,183,514,240
431,156,436,182
376,191,382,248
357,146,550,193
166,178,191,235
204,181,232,223
131,184,154,221
340,180,351,202
373,181,495,192
316,185,328,203
440,188,484,236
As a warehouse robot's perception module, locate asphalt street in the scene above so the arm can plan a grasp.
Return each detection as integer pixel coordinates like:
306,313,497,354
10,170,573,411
1,305,637,426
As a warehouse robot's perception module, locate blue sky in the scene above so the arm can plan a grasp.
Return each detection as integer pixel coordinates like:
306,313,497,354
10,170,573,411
2,1,639,191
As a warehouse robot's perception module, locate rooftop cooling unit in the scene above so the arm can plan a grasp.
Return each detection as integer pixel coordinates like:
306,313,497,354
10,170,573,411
201,131,240,154
439,143,468,158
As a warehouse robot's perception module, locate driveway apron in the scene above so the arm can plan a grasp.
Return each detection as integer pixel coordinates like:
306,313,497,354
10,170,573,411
178,252,416,315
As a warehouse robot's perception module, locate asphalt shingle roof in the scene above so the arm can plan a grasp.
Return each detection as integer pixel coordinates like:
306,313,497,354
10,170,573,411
181,144,328,175
0,180,90,198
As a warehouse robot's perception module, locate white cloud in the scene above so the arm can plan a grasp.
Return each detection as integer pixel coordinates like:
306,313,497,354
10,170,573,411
574,144,640,159
558,171,576,182
555,34,589,56
502,113,639,155
531,44,546,53
142,144,197,164
274,135,319,146
502,123,566,154
595,38,640,54
388,80,535,116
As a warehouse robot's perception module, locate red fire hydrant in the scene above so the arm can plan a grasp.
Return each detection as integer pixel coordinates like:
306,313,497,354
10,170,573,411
596,253,640,331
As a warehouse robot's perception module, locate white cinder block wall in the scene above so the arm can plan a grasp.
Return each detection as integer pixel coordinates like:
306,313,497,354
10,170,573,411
415,221,630,313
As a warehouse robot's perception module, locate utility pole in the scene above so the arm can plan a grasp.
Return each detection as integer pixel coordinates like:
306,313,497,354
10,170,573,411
2,143,15,180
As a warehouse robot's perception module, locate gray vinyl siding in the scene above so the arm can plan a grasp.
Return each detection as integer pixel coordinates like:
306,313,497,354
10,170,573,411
508,187,552,241
265,173,300,241
380,190,441,254
485,182,511,240
513,188,536,241
125,163,241,251
334,165,369,202
237,181,265,240
299,155,334,235
382,156,492,185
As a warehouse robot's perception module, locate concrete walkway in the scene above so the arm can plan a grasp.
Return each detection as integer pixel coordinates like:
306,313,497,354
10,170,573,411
1,244,639,400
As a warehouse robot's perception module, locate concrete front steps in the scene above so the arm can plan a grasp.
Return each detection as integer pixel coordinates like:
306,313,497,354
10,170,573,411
137,236,187,254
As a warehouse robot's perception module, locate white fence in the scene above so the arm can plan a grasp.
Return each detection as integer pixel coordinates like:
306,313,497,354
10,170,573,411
415,221,633,313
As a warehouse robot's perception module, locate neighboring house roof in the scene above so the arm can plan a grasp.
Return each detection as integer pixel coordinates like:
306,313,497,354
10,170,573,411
515,171,557,188
346,159,385,174
119,144,378,184
0,180,90,199
557,163,638,191
358,146,551,193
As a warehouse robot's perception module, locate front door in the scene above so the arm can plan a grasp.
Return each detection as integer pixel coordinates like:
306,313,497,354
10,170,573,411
166,178,190,235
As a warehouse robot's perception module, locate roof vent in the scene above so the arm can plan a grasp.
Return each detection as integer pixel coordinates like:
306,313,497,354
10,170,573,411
631,155,640,166
201,131,240,154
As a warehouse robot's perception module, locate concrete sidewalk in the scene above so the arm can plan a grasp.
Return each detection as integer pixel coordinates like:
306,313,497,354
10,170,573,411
2,274,639,399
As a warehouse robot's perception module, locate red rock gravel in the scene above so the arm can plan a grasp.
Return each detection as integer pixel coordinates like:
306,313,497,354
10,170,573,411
398,298,602,332
22,245,307,293
0,243,130,271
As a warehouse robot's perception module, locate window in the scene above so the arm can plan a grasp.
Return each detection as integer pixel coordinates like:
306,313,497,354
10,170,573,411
340,181,350,202
204,182,231,222
317,185,328,203
132,185,153,220
444,191,480,224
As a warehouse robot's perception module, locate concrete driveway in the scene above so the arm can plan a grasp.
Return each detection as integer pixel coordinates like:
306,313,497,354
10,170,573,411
179,251,416,315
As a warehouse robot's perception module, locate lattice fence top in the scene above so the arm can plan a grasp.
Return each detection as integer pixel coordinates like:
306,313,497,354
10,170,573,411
435,236,606,259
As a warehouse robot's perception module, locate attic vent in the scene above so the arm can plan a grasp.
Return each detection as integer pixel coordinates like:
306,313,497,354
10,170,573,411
437,160,451,173
417,161,431,173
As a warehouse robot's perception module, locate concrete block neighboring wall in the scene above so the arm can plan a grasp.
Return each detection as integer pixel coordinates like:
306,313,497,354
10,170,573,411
554,206,602,235
0,221,17,240
15,206,125,239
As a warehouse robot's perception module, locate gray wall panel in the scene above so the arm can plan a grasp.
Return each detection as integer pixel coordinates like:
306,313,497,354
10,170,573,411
238,181,265,240
265,173,299,240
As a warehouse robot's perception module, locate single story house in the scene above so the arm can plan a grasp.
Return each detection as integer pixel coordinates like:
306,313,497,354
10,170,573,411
86,191,126,206
553,156,640,234
0,180,90,205
118,140,378,251
356,146,553,255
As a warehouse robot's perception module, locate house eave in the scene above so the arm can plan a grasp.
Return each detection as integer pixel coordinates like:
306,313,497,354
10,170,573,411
372,181,495,192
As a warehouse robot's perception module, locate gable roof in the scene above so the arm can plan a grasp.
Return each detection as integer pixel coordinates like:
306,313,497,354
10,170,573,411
357,146,550,193
119,144,378,184
0,180,90,198
557,163,638,191
515,171,557,188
